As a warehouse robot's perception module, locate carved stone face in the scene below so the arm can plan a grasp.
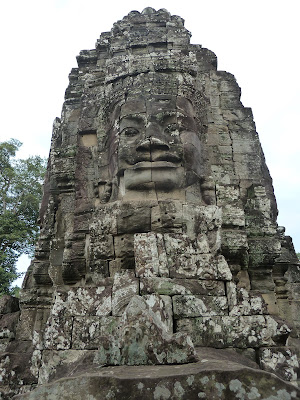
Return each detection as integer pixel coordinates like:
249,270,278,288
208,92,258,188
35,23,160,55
108,95,202,193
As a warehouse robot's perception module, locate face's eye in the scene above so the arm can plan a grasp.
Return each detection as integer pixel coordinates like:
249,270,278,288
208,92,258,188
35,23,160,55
121,127,139,137
165,123,179,134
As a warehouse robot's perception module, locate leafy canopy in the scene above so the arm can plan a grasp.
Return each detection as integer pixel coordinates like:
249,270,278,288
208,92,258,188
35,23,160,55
0,139,46,295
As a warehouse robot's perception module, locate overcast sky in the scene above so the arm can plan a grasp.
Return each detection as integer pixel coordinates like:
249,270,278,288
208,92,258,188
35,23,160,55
1,0,299,285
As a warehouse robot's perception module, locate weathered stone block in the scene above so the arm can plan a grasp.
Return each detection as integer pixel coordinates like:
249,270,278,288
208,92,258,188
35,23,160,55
0,296,19,314
165,232,190,259
290,300,300,322
236,269,251,291
15,309,35,340
0,347,37,395
97,295,197,366
0,312,20,341
114,234,134,258
177,315,291,348
232,347,257,363
173,295,228,318
140,277,225,296
216,185,240,205
287,265,300,283
226,284,268,316
259,347,299,383
182,205,222,237
91,204,118,235
164,233,210,265
261,292,279,315
169,253,232,281
50,287,112,319
44,314,73,350
134,233,168,277
32,261,52,286
38,350,94,385
112,271,139,316
248,268,275,292
117,203,151,234
222,205,245,227
143,294,173,332
287,283,300,300
215,255,233,280
90,234,114,260
109,259,122,277
89,259,109,277
156,233,169,277
73,214,90,233
13,353,300,399
72,316,121,349
221,229,248,265
135,233,162,277
151,201,183,232
248,238,281,268
220,91,242,109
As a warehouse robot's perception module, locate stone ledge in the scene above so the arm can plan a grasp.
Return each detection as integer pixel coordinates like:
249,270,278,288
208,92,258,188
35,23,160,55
13,348,299,400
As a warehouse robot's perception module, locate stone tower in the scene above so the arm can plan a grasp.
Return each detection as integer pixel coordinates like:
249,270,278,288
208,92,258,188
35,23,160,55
1,8,299,399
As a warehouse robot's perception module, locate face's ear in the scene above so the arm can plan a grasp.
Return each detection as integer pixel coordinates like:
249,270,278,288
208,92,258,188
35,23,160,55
106,126,119,181
180,130,202,175
98,180,112,203
102,100,123,181
176,97,196,117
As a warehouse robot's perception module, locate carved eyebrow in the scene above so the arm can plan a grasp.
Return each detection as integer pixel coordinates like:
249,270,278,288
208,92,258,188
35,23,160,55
154,111,190,123
176,111,189,117
120,114,145,124
154,112,177,123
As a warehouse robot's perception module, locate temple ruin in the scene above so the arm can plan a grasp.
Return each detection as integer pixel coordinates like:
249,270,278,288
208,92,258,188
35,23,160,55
1,7,299,399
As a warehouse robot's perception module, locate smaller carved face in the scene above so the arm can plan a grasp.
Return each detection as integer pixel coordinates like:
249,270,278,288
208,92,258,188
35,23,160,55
108,95,202,191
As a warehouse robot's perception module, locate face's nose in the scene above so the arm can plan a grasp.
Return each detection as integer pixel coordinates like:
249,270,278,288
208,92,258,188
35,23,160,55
136,122,170,152
136,137,169,152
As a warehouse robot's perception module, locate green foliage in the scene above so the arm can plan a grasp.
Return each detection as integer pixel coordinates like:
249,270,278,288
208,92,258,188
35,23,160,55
0,139,46,295
297,252,300,261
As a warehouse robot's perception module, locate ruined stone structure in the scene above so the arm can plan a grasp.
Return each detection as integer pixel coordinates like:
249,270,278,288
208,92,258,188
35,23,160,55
1,7,300,399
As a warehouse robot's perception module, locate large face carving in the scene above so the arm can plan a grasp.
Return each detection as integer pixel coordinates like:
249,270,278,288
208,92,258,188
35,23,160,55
107,94,202,193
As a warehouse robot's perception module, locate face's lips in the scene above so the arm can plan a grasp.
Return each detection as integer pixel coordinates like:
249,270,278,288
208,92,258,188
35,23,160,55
130,152,182,168
151,153,181,163
132,161,179,169
131,153,182,169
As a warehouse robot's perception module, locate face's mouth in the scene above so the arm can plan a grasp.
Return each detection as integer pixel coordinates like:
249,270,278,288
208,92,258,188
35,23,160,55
131,161,179,169
131,152,182,169
151,153,181,163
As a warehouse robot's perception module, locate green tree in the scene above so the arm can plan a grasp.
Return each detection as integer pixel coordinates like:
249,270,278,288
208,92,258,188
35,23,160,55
297,252,300,261
0,139,46,295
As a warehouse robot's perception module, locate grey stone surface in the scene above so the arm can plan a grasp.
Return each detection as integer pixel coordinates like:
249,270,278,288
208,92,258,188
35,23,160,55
259,347,299,384
173,294,228,318
177,315,291,348
13,349,300,400
140,277,225,296
96,295,197,366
